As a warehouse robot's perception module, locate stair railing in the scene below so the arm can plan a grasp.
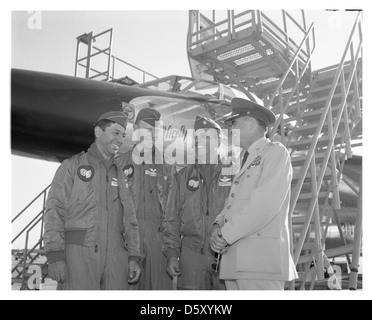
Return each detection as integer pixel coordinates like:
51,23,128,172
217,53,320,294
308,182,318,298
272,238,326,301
12,184,51,289
266,21,316,141
291,11,363,266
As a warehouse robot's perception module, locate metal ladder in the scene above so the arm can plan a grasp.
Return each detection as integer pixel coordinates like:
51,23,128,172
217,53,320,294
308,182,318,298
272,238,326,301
12,185,51,290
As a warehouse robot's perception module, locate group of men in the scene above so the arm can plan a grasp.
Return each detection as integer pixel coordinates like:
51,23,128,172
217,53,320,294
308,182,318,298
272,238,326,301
44,97,298,291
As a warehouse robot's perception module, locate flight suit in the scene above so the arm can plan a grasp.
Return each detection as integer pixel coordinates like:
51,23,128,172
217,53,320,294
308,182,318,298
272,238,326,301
117,149,174,290
44,143,140,290
163,163,233,290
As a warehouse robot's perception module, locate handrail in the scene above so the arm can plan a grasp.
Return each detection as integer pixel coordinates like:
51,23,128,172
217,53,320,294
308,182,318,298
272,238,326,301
12,184,51,223
266,22,315,137
12,185,50,245
12,210,44,244
189,10,255,48
259,10,310,62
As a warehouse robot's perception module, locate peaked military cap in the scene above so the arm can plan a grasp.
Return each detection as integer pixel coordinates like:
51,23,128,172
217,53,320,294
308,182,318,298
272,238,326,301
224,98,276,126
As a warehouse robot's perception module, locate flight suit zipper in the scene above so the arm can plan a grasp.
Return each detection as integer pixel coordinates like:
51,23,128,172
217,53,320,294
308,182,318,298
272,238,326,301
198,165,207,256
103,171,110,275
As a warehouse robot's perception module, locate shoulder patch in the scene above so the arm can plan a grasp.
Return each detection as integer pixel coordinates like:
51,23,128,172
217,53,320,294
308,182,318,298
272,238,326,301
77,166,94,182
123,164,135,179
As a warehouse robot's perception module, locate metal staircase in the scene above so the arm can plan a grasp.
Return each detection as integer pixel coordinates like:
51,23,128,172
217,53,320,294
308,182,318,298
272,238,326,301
12,185,51,290
187,10,314,101
188,10,363,289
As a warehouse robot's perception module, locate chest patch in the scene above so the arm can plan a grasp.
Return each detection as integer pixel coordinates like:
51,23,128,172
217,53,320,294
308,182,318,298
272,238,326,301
219,176,232,187
77,166,94,182
123,165,134,179
187,176,203,192
145,168,157,177
248,156,262,169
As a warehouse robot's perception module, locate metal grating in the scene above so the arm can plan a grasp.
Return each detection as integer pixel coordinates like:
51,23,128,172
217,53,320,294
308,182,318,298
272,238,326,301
257,76,280,85
258,40,266,47
217,44,255,61
233,52,262,66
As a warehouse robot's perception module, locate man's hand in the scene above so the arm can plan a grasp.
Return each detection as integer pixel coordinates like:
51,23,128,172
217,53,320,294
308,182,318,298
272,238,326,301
128,259,141,284
48,260,67,283
167,257,181,278
210,225,228,254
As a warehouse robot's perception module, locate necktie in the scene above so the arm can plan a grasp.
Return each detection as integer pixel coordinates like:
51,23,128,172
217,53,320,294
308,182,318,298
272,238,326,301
241,151,249,168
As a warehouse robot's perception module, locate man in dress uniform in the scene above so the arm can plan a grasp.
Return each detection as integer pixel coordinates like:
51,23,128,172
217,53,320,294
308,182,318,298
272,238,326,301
164,116,233,290
44,111,141,290
117,108,174,290
210,98,298,290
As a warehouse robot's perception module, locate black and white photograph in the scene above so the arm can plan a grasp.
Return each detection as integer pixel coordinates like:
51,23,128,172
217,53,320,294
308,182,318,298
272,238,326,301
6,3,368,302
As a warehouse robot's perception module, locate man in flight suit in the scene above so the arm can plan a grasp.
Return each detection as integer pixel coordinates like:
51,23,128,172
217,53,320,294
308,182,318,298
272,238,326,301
44,111,141,290
210,98,298,290
164,116,233,290
117,108,174,290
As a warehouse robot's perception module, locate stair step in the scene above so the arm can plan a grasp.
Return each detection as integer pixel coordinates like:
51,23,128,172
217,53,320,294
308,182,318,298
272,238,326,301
291,152,327,167
294,121,346,136
272,101,307,117
312,62,358,83
292,169,333,184
309,83,357,98
297,191,329,203
12,249,45,256
306,92,355,110
291,151,344,170
237,62,276,79
222,48,261,65
292,215,329,225
254,77,299,96
12,278,29,284
288,134,344,151
285,106,341,124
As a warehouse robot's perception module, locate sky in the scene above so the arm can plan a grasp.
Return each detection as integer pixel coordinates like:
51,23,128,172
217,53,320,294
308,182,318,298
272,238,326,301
4,2,371,299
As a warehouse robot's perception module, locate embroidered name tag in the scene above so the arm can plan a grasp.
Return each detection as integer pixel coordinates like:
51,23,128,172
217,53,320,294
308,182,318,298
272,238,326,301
219,176,232,187
112,178,118,187
145,168,157,177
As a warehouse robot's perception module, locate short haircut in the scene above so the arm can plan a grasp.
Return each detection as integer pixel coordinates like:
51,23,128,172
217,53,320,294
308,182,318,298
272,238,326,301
95,119,115,131
254,118,268,132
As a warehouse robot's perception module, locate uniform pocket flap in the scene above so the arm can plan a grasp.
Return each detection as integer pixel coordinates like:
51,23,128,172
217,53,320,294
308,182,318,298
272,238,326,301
65,228,87,245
